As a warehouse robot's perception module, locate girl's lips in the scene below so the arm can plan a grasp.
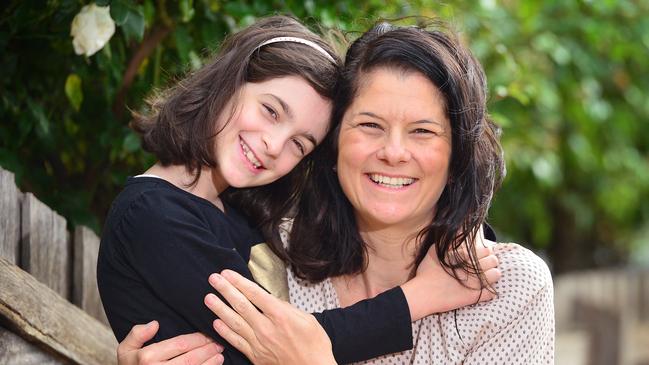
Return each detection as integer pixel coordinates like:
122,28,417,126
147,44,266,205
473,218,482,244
239,137,264,174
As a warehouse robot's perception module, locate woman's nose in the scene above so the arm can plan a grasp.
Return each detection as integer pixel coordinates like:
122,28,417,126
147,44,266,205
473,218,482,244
376,135,411,165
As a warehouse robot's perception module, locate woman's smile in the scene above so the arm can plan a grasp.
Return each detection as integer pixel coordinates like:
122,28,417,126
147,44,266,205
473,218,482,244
365,173,417,190
337,67,452,229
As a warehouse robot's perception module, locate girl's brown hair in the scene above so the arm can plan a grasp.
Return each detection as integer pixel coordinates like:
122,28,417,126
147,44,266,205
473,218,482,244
131,15,340,184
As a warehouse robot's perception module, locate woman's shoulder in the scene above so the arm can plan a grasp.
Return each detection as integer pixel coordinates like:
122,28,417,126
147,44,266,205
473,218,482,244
433,242,554,353
492,242,553,294
455,241,553,324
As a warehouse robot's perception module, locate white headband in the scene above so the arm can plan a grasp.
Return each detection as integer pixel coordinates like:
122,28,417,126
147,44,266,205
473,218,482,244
255,36,336,63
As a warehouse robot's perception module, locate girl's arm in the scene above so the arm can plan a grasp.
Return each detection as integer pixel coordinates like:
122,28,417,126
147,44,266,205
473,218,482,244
202,239,501,365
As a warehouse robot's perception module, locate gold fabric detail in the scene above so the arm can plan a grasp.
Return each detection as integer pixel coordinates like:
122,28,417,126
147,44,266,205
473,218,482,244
248,243,289,301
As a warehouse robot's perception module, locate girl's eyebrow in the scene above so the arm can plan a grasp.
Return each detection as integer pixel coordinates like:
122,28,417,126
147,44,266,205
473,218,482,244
264,94,294,119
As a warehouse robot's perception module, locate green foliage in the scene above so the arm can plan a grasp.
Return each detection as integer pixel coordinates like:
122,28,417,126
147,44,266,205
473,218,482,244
1,0,647,271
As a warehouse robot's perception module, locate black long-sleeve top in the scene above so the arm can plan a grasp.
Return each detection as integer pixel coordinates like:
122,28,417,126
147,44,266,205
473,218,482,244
97,176,412,364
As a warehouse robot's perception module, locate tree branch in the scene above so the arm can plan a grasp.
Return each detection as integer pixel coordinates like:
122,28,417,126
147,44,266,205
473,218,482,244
112,25,172,118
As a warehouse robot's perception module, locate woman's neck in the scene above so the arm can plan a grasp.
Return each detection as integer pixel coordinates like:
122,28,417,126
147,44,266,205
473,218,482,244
144,163,228,210
333,224,420,306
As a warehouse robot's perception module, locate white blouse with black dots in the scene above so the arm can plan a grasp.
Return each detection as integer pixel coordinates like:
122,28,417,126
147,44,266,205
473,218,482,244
285,239,555,365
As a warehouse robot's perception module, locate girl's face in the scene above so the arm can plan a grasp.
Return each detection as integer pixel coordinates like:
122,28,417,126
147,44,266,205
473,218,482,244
337,68,452,230
213,76,331,189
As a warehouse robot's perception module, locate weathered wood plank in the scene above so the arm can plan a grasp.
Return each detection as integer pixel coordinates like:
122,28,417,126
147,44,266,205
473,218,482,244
574,299,621,365
642,271,649,322
21,193,70,299
0,168,21,265
0,324,69,365
73,226,109,325
0,257,117,365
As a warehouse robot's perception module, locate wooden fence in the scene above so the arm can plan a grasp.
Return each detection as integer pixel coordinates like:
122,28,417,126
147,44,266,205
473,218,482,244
0,167,116,364
555,268,649,365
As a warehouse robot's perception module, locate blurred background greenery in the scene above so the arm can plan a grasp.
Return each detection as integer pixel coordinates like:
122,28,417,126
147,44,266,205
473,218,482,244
1,0,647,274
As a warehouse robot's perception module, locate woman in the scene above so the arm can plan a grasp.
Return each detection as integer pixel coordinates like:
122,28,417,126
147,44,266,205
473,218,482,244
204,22,554,364
100,16,501,365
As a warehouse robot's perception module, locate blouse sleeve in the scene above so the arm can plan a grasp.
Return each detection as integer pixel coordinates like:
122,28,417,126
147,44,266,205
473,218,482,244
463,245,555,364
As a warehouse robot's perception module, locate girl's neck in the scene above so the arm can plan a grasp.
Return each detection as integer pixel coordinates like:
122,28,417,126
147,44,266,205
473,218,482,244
144,163,228,211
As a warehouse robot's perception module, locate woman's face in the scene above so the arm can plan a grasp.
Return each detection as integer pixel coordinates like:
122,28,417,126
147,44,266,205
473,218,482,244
337,68,452,229
214,76,331,189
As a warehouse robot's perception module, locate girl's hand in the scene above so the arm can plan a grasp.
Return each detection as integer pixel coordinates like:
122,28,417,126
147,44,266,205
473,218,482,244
204,270,337,365
403,236,502,321
117,321,224,365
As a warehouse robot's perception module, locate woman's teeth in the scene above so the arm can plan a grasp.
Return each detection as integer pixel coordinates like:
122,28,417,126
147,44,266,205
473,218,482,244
369,174,415,188
240,140,262,168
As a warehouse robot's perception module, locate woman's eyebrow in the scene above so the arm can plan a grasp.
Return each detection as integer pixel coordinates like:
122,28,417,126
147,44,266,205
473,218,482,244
412,119,444,128
357,111,385,120
265,94,294,119
358,112,444,127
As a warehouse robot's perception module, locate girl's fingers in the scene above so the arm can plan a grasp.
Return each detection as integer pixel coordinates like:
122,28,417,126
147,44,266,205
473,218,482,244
478,254,499,271
220,269,279,314
483,267,502,285
204,292,256,343
139,332,220,362
475,243,494,260
213,319,254,360
166,341,224,365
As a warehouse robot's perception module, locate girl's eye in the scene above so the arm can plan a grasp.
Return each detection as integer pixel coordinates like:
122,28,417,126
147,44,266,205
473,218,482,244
292,138,306,155
263,104,278,120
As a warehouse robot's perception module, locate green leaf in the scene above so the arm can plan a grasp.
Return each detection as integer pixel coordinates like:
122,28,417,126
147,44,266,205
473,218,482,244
122,5,145,42
27,100,50,138
180,0,195,23
123,132,140,152
95,0,111,6
143,0,155,27
174,26,192,65
64,74,83,111
110,0,129,25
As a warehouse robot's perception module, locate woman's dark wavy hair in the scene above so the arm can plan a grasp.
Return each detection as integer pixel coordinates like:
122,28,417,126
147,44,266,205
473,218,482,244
130,15,341,233
273,21,505,283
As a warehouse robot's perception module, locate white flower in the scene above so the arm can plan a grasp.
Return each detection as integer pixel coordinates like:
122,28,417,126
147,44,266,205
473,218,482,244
70,4,115,57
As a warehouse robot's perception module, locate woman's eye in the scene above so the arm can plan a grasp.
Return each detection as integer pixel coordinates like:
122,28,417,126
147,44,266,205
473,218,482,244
263,104,278,120
412,128,435,134
292,138,306,155
359,122,382,129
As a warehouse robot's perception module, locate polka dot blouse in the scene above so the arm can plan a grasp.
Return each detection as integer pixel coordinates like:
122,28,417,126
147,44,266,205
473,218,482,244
285,240,555,364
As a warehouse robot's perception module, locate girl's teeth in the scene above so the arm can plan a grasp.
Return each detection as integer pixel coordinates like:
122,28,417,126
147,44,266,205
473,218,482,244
240,140,262,168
